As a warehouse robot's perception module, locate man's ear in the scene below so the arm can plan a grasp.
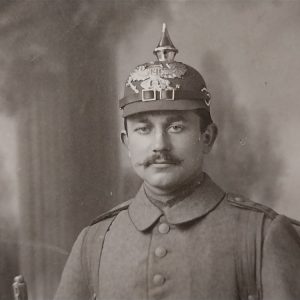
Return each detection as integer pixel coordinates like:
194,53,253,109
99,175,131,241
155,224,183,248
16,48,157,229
120,130,128,149
201,123,218,154
121,130,131,158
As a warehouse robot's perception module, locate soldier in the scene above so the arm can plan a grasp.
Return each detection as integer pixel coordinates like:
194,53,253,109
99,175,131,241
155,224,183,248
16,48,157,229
54,24,300,300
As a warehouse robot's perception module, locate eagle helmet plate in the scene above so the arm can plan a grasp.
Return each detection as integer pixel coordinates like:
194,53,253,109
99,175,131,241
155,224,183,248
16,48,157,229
119,23,211,117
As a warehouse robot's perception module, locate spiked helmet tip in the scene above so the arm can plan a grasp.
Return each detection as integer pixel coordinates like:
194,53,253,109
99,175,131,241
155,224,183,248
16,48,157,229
153,23,178,62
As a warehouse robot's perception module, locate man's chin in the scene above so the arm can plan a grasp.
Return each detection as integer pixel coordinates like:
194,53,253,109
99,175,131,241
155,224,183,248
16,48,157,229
145,174,181,191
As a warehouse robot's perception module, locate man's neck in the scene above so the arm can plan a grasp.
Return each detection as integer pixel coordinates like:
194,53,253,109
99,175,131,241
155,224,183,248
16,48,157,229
143,171,205,206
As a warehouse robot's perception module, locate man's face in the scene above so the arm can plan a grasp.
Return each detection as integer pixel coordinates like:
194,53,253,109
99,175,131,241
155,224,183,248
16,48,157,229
122,110,216,191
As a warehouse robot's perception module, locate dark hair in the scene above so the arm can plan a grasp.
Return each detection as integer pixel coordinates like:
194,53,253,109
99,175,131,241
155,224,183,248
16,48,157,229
123,108,213,134
194,109,213,133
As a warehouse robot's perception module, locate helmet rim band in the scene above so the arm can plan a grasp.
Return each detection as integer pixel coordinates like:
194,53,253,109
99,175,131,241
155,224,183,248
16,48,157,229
119,89,210,109
121,99,210,117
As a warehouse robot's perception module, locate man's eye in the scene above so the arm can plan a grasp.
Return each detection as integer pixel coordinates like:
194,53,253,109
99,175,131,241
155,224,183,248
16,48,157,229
168,124,184,133
134,127,150,134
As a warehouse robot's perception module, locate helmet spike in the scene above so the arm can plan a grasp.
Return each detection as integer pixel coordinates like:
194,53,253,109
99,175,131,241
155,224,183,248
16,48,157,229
153,23,178,62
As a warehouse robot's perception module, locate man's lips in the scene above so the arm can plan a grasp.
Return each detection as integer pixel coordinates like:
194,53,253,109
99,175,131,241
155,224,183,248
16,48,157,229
145,159,181,168
152,160,177,165
149,161,178,169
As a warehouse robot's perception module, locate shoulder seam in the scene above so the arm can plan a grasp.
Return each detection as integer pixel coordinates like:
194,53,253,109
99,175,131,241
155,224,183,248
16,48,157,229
226,193,278,220
287,217,300,227
90,199,132,226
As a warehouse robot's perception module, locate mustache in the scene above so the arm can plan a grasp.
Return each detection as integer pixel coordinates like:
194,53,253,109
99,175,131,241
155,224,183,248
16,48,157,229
137,152,183,167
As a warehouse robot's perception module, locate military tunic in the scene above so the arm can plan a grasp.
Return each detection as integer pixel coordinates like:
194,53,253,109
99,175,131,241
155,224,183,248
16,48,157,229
54,175,300,300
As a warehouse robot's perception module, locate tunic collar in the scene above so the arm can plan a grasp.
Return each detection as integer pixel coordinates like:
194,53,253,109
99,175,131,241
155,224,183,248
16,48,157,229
128,173,225,231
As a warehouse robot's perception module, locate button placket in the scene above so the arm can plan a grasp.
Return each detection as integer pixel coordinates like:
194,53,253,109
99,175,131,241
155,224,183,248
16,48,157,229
147,219,173,298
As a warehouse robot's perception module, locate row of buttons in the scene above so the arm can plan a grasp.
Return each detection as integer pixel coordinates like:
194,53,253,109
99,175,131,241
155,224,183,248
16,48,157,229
153,221,170,286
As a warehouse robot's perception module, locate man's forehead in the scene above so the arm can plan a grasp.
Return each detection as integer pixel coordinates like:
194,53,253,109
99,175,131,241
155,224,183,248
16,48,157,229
126,110,197,123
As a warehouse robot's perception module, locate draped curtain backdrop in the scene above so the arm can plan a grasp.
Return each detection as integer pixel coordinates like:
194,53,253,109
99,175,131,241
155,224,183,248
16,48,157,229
0,1,299,300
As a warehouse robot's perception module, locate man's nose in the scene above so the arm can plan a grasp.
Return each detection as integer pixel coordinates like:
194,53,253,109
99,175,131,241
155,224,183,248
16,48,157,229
152,131,171,152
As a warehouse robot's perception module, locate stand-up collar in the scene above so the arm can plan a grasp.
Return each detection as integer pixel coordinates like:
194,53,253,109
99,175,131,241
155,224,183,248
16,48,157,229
128,174,225,231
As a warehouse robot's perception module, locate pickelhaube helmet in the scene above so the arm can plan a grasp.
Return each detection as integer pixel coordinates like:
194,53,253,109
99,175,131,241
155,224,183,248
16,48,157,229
119,23,211,117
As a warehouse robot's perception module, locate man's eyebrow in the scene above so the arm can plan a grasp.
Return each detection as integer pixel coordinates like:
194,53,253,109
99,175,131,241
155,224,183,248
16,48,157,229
130,117,150,123
165,115,187,123
129,114,187,123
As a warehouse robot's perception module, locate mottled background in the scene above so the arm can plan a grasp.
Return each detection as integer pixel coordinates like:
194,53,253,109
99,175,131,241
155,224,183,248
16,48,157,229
0,1,299,299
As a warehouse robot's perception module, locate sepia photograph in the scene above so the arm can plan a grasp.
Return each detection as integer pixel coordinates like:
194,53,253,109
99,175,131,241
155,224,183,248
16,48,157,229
0,1,299,299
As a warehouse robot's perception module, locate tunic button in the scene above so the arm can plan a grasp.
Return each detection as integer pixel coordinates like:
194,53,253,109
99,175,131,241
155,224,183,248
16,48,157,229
155,247,167,258
153,274,165,286
158,223,170,234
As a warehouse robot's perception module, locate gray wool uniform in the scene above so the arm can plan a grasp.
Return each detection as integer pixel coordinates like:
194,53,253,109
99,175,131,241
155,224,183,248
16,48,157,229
54,174,300,300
